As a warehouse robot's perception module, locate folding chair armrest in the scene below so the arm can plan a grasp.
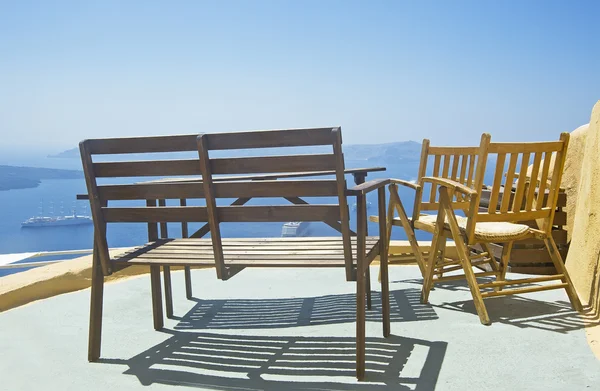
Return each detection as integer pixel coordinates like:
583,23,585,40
422,177,477,198
346,178,391,195
389,178,420,191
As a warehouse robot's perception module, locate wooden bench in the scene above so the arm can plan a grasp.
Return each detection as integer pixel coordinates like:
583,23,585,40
80,127,390,380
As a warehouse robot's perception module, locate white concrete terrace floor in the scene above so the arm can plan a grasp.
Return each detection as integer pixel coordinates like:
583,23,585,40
0,265,598,391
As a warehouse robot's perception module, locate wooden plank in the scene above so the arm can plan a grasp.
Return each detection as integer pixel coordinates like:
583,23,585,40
160,236,376,243
103,206,209,222
180,199,189,237
481,283,568,298
420,201,470,211
79,141,112,276
86,134,198,154
99,183,202,200
525,153,543,210
116,257,349,267
93,159,200,178
429,154,441,202
450,155,460,181
466,154,476,188
509,265,558,275
478,274,563,288
428,146,481,155
488,153,506,213
197,134,226,279
508,248,568,263
477,209,551,222
158,199,168,238
488,141,563,154
331,128,353,281
97,180,338,200
210,154,337,175
283,196,355,235
511,152,530,212
536,152,553,208
458,155,468,186
500,153,518,213
218,205,341,222
441,154,451,179
133,253,353,260
205,127,335,150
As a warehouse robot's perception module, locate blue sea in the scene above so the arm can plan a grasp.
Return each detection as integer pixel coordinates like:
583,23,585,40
0,155,428,277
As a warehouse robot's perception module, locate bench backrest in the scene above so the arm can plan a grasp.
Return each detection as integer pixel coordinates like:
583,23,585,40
195,127,353,279
80,134,211,275
80,128,353,277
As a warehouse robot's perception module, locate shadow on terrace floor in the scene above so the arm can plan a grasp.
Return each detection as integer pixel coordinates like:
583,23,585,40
105,330,447,390
174,288,438,330
396,276,596,332
434,296,598,333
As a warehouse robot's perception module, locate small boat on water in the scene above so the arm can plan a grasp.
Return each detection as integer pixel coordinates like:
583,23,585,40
281,221,311,237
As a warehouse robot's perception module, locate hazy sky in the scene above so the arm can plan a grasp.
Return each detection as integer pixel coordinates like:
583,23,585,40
1,0,598,153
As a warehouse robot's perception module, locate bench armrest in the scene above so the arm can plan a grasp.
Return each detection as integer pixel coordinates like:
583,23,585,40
422,177,477,197
346,178,390,195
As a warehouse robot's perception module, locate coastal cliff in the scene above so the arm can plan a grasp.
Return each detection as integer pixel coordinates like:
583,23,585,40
0,165,83,191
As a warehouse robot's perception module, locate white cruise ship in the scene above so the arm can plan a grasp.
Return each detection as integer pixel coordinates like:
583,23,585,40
21,214,93,228
281,221,311,237
21,202,93,228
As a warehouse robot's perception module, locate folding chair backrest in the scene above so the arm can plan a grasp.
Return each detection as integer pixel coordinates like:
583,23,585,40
80,134,208,275
195,127,354,279
415,134,491,218
476,133,570,236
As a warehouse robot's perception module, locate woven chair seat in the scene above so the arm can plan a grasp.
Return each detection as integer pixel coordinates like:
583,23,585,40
412,214,531,242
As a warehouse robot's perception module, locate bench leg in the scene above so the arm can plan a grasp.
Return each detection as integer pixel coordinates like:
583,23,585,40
150,265,163,330
163,266,173,319
184,266,193,299
365,267,372,310
88,244,104,362
380,252,390,338
356,269,366,380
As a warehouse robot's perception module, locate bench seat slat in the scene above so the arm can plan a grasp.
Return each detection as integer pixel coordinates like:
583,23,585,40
112,237,379,267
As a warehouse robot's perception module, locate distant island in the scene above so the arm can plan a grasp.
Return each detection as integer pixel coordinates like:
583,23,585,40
0,165,83,191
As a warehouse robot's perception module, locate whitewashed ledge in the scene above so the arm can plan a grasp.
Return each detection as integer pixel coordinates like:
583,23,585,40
0,241,456,312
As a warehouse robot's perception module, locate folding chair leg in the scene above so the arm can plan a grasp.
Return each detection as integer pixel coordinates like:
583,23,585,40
356,268,366,380
456,240,491,325
439,190,490,325
479,243,501,291
436,235,447,278
163,266,173,318
496,242,513,292
544,237,582,312
184,266,193,299
390,186,426,276
421,218,445,304
88,243,104,362
150,265,164,330
378,189,396,283
481,243,500,274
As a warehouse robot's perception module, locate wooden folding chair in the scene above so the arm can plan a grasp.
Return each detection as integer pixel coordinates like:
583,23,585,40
420,133,582,324
374,134,498,279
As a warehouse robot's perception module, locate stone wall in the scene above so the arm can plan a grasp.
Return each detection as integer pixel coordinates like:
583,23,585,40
566,100,600,311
